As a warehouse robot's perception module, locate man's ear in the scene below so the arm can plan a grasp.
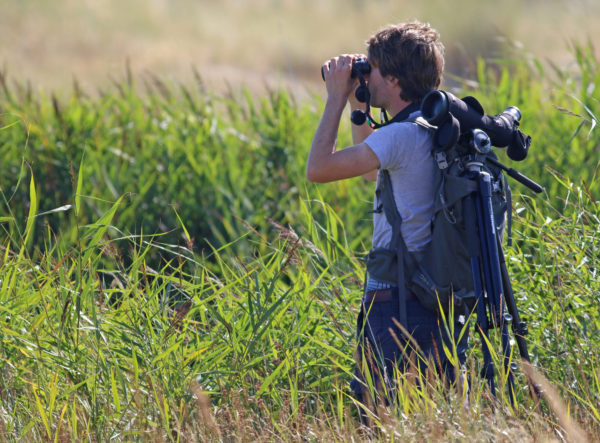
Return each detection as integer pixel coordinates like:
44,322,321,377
385,75,399,87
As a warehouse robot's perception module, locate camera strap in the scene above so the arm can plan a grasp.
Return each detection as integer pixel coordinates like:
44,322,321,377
369,103,421,129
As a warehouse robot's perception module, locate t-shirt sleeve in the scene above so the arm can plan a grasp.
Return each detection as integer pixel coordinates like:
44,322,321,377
364,123,415,170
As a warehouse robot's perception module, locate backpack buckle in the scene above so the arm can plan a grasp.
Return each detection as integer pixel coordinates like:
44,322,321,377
368,203,383,214
435,152,448,170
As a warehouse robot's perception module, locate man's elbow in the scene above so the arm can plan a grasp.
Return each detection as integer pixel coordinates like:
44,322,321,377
306,169,322,183
306,165,328,183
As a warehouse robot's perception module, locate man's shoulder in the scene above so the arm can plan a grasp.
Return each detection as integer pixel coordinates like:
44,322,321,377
385,112,429,129
384,115,434,140
367,115,434,150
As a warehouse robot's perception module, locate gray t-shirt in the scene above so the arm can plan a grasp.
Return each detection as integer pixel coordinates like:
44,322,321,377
364,113,435,252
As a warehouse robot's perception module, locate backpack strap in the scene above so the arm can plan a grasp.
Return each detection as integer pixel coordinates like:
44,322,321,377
411,115,437,131
375,169,415,327
369,116,436,326
372,116,435,326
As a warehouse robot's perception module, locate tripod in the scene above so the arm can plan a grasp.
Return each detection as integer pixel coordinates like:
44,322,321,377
461,146,542,406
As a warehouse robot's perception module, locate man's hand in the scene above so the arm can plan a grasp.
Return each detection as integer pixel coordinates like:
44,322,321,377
321,55,359,102
340,53,374,149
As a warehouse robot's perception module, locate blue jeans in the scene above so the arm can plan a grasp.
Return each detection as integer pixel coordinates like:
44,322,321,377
350,287,468,397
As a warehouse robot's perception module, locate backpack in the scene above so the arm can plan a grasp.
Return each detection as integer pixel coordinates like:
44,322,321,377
365,116,510,320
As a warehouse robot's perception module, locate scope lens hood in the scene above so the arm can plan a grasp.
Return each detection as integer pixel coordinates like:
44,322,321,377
434,114,460,151
421,90,450,126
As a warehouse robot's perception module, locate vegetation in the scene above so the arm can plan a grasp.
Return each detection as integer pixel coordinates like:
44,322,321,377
0,46,599,440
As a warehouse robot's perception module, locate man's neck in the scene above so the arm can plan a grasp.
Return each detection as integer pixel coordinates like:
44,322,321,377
386,98,412,117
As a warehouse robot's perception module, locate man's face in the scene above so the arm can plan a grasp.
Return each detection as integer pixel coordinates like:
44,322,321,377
365,65,385,108
365,59,394,109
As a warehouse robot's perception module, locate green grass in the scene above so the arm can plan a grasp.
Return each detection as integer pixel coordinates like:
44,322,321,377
0,49,599,440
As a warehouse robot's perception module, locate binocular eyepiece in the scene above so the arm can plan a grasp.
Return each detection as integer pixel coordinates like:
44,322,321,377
421,90,531,161
350,58,371,78
320,57,371,81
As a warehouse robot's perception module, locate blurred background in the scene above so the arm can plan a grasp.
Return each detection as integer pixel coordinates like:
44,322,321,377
2,0,599,97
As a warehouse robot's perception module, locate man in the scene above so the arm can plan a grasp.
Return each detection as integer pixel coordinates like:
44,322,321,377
306,22,466,409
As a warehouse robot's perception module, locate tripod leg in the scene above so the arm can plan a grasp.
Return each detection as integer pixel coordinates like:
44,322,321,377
464,192,497,398
475,172,517,406
497,240,530,360
498,240,542,400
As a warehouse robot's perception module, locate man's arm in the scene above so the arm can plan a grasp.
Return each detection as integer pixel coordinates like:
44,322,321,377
360,169,379,182
306,96,380,183
349,103,373,144
306,55,380,183
349,97,378,182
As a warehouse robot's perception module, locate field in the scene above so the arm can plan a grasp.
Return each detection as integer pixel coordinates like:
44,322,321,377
1,0,600,441
3,0,600,95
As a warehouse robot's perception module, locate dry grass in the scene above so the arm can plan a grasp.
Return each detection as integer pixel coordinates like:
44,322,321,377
1,0,599,96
